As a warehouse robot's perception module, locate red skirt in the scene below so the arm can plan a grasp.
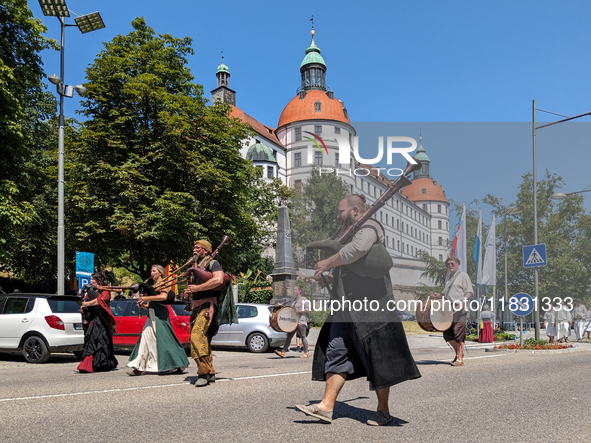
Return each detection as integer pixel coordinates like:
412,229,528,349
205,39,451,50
478,321,494,343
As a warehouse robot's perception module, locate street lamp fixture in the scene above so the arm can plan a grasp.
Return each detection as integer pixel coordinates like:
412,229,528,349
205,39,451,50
38,0,105,295
551,188,591,200
38,0,69,17
74,12,105,34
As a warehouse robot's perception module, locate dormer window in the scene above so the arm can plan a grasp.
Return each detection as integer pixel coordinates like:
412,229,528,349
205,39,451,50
315,101,321,112
422,188,426,194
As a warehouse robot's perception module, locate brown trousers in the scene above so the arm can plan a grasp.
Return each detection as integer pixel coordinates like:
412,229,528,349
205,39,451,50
190,309,215,375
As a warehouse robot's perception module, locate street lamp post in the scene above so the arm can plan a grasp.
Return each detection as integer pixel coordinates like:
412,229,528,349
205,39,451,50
532,99,591,339
39,0,105,294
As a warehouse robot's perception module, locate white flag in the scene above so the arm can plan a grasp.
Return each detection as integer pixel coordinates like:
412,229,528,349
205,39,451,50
481,215,496,285
473,208,483,284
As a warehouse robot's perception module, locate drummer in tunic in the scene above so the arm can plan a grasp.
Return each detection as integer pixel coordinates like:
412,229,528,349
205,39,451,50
431,257,473,366
274,285,310,358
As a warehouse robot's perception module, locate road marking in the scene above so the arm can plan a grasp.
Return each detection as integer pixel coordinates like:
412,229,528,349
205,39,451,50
219,371,310,382
464,354,505,360
0,371,312,403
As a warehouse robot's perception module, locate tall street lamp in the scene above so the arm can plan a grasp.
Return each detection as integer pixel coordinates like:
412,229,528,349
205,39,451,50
532,100,591,339
39,0,105,294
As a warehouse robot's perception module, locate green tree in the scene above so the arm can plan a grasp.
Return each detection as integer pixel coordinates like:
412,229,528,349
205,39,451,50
67,18,284,279
290,168,349,262
483,171,591,306
0,0,57,267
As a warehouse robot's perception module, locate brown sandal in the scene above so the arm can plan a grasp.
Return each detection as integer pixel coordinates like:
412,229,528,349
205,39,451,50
450,360,464,366
127,369,145,376
300,353,309,358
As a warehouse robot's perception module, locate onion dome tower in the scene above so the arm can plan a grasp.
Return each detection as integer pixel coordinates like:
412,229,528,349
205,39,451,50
211,56,235,106
413,134,431,179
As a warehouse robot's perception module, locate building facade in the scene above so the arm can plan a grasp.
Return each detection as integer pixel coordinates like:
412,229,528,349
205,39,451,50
211,30,450,300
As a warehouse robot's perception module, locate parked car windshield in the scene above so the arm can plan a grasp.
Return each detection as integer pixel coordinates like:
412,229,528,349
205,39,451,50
47,298,82,313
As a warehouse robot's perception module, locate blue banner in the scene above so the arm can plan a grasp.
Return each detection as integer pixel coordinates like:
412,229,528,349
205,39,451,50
76,251,95,277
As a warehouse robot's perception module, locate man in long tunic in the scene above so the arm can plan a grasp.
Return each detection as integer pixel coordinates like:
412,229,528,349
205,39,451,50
573,300,588,342
296,194,421,426
555,299,573,343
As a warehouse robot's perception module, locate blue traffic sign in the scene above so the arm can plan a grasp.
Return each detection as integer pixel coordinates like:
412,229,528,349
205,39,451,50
522,244,547,268
509,293,534,316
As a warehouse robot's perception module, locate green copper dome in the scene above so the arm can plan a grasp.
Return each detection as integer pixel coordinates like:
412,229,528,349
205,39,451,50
216,62,230,74
300,36,326,69
416,137,430,162
246,142,276,163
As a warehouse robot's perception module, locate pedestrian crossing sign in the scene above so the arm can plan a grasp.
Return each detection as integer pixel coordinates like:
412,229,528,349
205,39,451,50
522,244,547,268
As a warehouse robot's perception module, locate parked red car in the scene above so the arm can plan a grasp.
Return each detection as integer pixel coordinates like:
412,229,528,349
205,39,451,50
109,299,191,349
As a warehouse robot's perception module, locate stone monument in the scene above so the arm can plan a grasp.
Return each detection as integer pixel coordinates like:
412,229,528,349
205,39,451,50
270,205,297,305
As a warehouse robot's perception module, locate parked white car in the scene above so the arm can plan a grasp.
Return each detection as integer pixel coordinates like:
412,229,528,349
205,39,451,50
211,303,287,353
0,294,84,363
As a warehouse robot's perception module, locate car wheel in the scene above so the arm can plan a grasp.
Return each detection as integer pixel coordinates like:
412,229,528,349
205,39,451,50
73,351,84,359
246,332,269,353
22,336,50,363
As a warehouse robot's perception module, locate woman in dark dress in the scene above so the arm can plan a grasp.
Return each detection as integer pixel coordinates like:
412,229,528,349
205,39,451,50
77,271,118,373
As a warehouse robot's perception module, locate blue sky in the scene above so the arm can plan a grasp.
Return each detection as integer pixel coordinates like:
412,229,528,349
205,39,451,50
31,0,591,224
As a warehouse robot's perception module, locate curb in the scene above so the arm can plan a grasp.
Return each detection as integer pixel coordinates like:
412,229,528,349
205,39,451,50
485,346,589,354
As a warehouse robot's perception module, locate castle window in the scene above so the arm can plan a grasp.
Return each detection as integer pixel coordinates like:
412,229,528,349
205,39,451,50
422,188,426,195
334,127,340,134
439,254,443,262
267,166,274,179
295,127,302,142
315,101,321,112
294,180,302,193
438,236,443,245
438,204,442,213
315,125,322,136
335,153,339,166
294,152,301,167
438,220,442,229
314,151,323,166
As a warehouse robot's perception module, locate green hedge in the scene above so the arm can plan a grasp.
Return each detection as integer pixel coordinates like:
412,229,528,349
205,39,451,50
240,280,273,304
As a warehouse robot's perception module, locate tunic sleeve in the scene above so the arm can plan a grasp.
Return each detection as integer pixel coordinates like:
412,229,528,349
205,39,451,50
338,227,377,265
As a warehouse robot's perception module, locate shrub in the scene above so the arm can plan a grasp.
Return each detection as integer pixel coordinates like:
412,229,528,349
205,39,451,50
242,280,273,304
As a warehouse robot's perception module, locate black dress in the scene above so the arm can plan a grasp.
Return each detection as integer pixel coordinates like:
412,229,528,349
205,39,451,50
77,290,118,373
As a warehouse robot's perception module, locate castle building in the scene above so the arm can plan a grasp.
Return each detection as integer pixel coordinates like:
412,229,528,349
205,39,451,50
211,30,450,296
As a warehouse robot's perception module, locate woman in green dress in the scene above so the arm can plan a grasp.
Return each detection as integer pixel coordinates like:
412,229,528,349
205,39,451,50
127,265,189,376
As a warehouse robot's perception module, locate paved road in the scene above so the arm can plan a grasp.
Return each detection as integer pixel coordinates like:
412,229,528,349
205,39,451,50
1,336,590,442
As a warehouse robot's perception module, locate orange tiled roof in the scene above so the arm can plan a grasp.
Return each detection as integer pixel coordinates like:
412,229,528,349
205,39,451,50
230,105,281,146
277,90,351,128
401,178,448,203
